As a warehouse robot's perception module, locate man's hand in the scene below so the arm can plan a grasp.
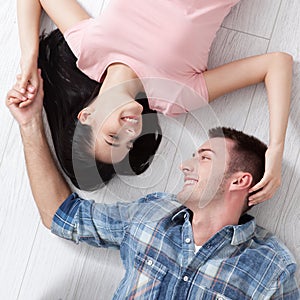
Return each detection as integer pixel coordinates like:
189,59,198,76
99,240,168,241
6,68,71,228
248,145,283,205
6,69,43,126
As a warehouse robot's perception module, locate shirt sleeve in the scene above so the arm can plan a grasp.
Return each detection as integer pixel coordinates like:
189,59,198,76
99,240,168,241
51,193,137,249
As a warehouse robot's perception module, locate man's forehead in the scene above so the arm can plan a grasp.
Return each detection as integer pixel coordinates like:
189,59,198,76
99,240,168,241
197,137,234,153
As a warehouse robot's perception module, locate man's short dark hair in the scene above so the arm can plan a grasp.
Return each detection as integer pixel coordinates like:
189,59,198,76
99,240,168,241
208,127,267,187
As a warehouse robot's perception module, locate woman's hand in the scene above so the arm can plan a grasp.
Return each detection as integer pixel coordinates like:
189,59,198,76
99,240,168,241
248,145,283,205
6,69,44,127
17,56,39,107
10,68,38,108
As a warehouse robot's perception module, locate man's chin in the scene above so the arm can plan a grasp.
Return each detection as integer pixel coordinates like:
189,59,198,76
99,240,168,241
177,188,193,205
177,188,215,209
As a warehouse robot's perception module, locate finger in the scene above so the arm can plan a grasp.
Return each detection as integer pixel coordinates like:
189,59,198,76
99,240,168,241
10,97,24,105
249,184,273,200
27,84,36,94
25,92,35,99
18,75,30,94
249,177,270,193
7,89,27,102
19,99,32,108
248,185,274,204
30,74,39,90
38,68,43,83
6,97,19,107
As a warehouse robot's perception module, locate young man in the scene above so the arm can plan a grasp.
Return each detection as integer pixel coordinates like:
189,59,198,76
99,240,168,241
6,75,299,299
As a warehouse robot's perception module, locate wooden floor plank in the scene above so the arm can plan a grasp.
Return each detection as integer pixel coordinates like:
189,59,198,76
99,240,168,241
246,0,300,283
222,0,281,38
0,126,40,300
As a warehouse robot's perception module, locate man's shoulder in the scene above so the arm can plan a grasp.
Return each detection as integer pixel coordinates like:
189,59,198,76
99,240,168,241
132,192,181,219
253,225,297,269
137,192,178,204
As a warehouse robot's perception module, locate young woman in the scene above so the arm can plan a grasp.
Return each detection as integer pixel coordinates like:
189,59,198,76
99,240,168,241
12,0,293,204
37,30,162,191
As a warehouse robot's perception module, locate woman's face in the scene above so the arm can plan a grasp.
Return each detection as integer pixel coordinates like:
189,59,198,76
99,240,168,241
94,100,143,163
78,92,143,164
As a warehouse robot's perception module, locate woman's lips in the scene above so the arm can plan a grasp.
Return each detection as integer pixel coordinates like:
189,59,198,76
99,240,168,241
121,116,140,124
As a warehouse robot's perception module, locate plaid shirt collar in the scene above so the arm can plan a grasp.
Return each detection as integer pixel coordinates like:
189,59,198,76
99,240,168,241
172,206,256,246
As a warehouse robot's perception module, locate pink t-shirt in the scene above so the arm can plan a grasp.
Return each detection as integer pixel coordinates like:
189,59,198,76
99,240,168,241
64,0,240,116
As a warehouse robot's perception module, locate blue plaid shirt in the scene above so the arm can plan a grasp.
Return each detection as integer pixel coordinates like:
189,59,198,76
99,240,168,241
51,192,299,299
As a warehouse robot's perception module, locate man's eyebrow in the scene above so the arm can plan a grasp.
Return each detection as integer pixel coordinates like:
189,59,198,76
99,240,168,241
197,148,216,155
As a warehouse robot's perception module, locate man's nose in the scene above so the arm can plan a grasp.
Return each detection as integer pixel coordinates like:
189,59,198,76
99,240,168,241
180,159,194,173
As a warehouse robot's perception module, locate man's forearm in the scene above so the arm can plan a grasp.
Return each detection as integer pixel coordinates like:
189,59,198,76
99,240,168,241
20,117,71,229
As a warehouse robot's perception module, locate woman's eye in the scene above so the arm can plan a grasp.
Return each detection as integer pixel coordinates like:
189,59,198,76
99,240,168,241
109,135,119,141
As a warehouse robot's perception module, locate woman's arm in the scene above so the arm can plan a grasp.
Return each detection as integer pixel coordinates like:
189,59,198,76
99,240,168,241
203,52,293,204
16,0,90,107
17,0,42,104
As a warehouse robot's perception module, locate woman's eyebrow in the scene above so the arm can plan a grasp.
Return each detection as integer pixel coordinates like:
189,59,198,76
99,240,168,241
104,139,120,147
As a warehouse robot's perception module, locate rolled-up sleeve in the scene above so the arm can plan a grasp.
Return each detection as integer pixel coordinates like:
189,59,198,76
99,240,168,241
51,193,132,249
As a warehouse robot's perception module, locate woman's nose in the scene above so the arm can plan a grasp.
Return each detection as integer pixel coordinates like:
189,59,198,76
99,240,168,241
123,121,142,138
125,128,136,137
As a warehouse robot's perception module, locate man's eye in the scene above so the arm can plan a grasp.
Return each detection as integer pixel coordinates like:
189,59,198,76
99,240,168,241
201,156,210,160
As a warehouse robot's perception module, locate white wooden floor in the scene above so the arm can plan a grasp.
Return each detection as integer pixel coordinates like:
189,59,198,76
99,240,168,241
0,0,299,299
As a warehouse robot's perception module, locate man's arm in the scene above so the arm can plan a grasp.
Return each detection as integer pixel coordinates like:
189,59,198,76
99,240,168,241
6,72,71,228
20,117,71,228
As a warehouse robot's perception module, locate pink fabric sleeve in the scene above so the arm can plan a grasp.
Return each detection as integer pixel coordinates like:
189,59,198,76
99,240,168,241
63,18,94,59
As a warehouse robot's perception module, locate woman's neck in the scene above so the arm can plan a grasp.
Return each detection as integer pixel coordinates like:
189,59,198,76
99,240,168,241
100,63,143,97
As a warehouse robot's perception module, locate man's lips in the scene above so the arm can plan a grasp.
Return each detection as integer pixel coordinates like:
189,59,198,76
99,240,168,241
184,177,198,186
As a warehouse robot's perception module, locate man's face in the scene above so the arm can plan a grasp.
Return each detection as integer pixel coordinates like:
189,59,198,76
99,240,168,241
177,138,234,209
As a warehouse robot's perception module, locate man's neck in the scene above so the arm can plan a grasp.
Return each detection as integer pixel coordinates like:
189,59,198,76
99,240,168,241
189,202,241,246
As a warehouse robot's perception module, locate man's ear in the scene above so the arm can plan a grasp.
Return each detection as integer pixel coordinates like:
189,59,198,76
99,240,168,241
77,108,93,125
229,172,253,192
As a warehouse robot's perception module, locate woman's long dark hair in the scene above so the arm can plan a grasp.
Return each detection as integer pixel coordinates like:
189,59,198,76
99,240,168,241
38,29,162,191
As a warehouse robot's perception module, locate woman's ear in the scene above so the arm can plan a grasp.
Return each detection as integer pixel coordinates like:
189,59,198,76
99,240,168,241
229,172,253,192
77,108,93,125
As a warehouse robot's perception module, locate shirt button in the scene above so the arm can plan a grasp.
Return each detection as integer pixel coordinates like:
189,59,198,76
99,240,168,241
183,276,189,282
147,260,153,266
185,238,191,244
